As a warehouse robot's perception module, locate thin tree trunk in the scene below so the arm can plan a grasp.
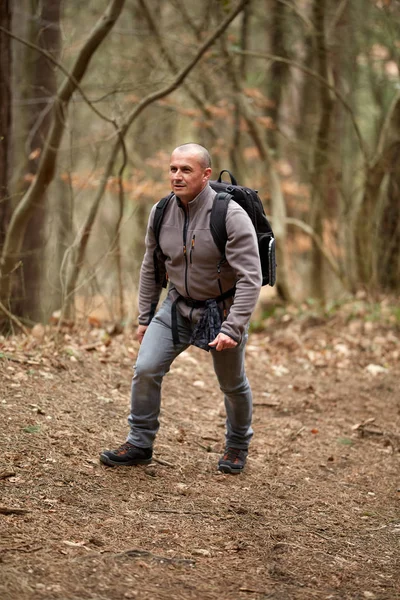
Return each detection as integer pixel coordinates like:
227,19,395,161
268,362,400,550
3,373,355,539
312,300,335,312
0,0,12,251
230,2,250,183
379,145,400,291
266,0,289,151
355,93,400,290
309,0,335,301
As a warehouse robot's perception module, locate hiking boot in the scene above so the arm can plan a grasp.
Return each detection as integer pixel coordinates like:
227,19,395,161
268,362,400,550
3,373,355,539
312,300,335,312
100,442,152,467
218,447,248,474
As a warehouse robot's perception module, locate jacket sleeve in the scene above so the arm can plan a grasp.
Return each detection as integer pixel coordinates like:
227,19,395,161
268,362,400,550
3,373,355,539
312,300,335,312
137,204,165,325
219,203,262,342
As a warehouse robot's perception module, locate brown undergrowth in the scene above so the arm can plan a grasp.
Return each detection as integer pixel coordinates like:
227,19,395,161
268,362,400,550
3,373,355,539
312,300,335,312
0,304,399,600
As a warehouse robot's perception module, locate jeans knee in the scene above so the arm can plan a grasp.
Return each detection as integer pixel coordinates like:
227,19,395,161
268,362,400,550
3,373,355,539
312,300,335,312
219,379,249,397
133,359,165,383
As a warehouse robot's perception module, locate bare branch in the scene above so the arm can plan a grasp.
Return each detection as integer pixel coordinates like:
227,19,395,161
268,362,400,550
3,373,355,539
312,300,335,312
327,0,350,39
374,91,400,162
120,0,248,136
231,48,368,162
0,25,116,127
0,301,30,336
276,0,314,32
138,0,218,137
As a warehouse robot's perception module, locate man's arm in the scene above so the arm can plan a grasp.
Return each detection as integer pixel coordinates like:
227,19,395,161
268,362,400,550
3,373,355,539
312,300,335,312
137,204,164,328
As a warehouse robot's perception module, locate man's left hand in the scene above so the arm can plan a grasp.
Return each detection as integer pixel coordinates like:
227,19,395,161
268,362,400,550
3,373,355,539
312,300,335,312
208,332,238,351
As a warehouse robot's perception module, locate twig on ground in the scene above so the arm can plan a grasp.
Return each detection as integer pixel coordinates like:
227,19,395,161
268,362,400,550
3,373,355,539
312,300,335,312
0,545,43,554
152,457,175,468
148,509,208,516
0,506,30,515
0,470,16,480
0,301,30,336
0,354,41,365
288,426,306,441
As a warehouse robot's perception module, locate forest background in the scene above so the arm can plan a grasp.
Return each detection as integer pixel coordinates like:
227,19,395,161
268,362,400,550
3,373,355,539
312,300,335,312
0,0,400,331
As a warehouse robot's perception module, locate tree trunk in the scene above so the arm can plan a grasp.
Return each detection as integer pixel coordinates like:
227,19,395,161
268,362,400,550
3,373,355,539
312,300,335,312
355,94,400,291
0,0,12,251
379,144,400,291
16,0,62,322
266,0,289,152
308,0,335,301
230,2,250,183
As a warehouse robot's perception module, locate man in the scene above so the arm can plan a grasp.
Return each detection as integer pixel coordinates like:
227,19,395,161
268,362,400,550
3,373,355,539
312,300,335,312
100,143,262,474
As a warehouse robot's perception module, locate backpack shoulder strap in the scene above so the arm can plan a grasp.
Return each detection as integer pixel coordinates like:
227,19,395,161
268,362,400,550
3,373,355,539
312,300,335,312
153,192,174,246
210,192,231,256
153,192,174,286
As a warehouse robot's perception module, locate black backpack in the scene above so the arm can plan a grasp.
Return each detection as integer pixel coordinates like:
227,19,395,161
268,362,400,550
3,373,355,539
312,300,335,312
152,170,276,288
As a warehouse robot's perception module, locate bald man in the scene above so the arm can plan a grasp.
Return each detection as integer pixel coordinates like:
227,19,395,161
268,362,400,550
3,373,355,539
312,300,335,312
100,144,262,474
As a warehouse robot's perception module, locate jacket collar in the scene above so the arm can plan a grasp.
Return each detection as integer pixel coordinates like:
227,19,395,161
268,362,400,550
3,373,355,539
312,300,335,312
175,183,213,215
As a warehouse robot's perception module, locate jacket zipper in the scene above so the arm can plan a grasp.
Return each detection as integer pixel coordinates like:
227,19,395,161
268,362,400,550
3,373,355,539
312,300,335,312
182,207,190,297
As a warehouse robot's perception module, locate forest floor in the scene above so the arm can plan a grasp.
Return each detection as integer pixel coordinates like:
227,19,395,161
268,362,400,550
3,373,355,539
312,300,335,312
0,299,399,600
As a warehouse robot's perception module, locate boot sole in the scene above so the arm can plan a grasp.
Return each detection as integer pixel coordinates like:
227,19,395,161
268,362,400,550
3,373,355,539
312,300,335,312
99,453,152,467
218,464,244,474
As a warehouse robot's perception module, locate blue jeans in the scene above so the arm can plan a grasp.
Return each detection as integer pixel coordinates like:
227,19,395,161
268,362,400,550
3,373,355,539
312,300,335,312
127,295,253,450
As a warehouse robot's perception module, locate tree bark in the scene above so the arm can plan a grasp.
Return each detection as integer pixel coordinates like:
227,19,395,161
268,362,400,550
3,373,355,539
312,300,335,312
355,93,400,291
266,0,290,151
230,1,250,183
0,0,12,251
16,0,62,321
309,0,335,301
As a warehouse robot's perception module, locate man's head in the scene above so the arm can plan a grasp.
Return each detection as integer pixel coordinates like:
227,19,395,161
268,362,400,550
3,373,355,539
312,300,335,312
169,143,212,204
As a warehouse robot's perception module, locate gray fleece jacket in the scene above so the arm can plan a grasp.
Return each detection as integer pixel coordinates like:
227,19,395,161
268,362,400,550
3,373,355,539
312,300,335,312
138,183,262,343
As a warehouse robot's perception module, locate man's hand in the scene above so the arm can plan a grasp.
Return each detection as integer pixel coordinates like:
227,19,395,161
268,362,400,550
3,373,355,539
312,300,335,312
136,324,148,344
208,332,238,351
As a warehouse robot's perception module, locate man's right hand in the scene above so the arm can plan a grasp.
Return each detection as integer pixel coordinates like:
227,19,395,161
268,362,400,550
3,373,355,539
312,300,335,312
136,324,148,344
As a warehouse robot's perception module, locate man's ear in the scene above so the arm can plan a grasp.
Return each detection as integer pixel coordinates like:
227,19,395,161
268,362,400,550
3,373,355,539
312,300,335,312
204,167,212,180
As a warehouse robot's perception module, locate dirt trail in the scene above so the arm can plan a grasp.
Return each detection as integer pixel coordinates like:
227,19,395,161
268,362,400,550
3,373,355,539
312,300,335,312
0,310,399,600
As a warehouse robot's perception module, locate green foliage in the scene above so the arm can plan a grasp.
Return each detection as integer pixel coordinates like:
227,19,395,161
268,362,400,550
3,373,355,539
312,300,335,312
23,425,41,434
337,437,354,446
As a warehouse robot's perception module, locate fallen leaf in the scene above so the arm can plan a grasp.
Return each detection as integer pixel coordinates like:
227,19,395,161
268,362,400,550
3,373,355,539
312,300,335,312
193,380,205,388
192,548,211,557
63,540,86,547
365,364,388,376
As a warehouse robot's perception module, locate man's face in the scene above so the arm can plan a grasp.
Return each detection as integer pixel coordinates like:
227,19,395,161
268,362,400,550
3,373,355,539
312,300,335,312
169,150,211,204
